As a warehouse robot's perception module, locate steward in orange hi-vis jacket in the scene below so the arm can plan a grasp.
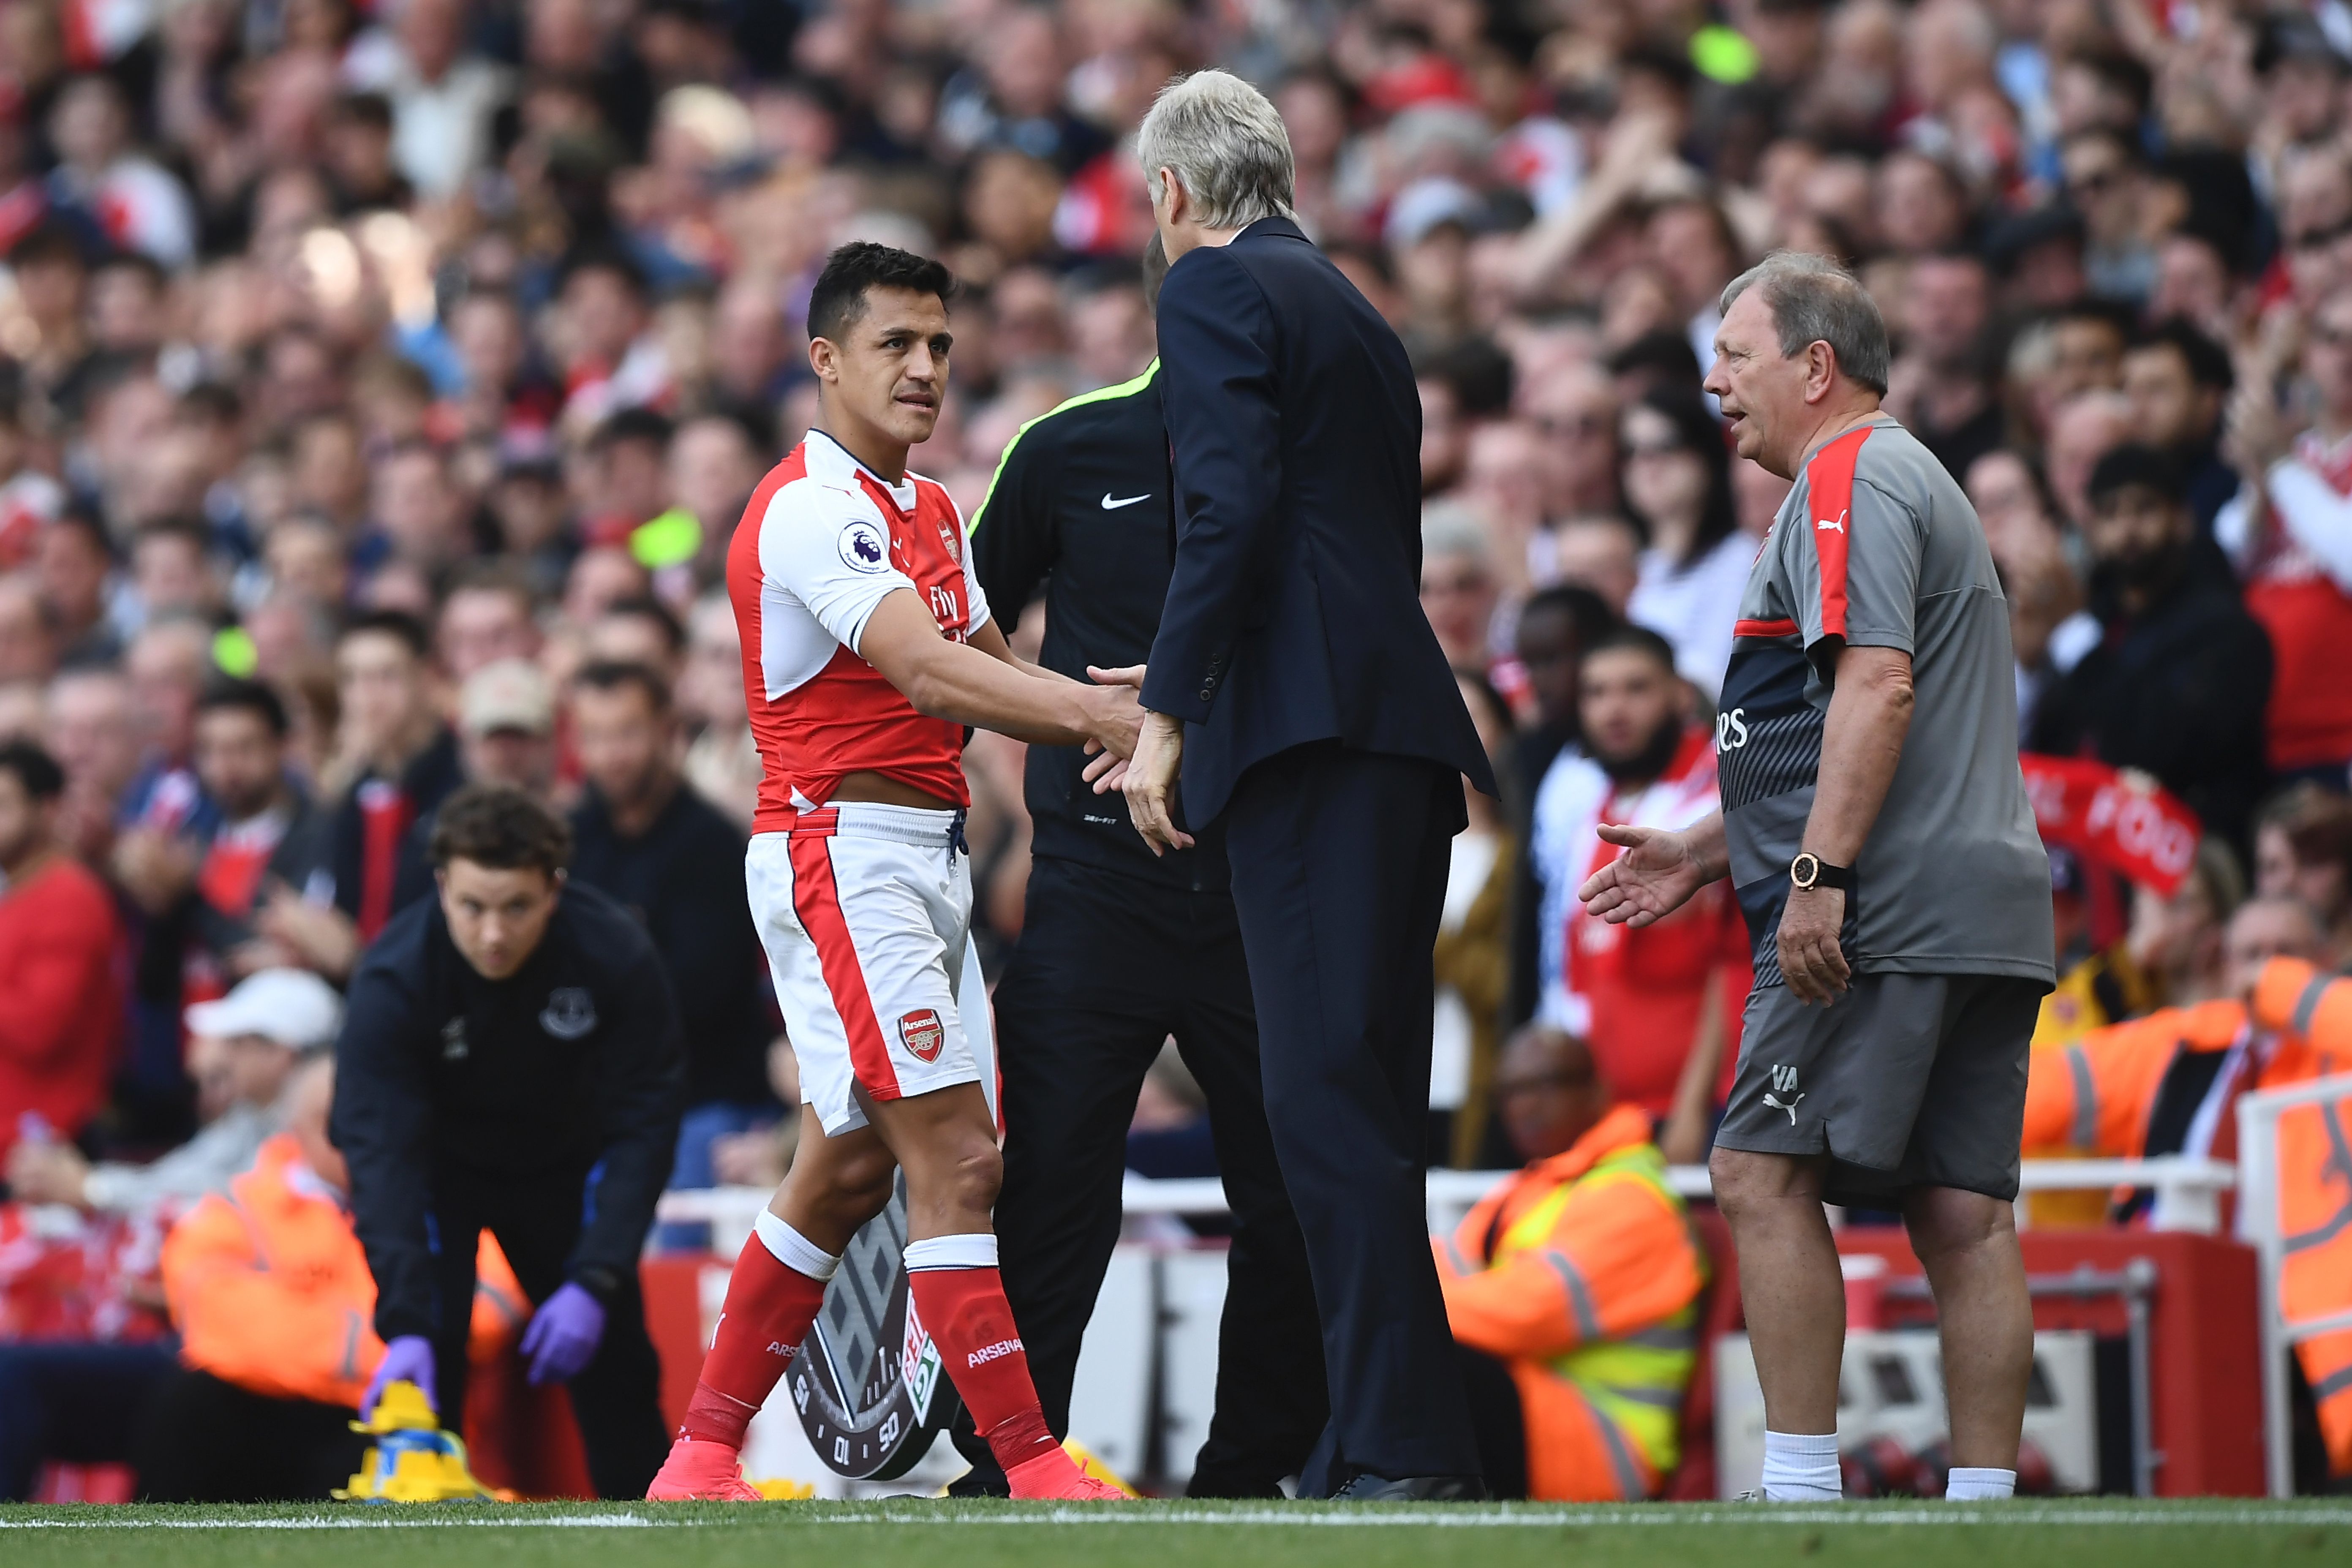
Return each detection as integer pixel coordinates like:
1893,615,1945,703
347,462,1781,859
2248,953,2352,1479
2020,899,2334,1226
1433,1026,1705,1501
162,1133,526,1410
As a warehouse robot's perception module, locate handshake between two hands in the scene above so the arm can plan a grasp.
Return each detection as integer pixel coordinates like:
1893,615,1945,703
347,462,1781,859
1075,664,1194,858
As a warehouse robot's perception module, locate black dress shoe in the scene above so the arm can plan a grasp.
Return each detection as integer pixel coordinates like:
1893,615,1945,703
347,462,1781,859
1331,1473,1489,1502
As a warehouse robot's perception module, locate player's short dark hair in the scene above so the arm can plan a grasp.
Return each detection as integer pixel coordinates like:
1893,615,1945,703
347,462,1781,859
1580,623,1680,675
2130,316,2235,392
0,739,65,802
573,659,672,713
807,242,956,345
340,608,431,660
430,784,573,875
195,676,289,738
599,594,685,654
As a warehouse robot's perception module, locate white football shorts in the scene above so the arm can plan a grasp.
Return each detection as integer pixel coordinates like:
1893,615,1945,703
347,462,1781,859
746,802,991,1136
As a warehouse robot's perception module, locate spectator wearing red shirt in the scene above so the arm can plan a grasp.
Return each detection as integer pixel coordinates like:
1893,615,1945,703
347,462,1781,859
0,740,122,1158
2224,283,2352,783
1529,627,1747,1163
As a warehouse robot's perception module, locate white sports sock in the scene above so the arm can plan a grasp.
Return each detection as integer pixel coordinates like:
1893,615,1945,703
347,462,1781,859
753,1210,841,1280
902,1232,999,1271
1760,1430,1843,1501
1943,1467,2015,1501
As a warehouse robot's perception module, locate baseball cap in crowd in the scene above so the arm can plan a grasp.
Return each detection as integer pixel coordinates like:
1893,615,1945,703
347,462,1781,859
186,968,345,1053
1386,177,1488,250
460,658,555,738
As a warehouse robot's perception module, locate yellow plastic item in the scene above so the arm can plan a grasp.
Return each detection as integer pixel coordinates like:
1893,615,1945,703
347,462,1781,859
335,1381,494,1503
1065,1440,1141,1498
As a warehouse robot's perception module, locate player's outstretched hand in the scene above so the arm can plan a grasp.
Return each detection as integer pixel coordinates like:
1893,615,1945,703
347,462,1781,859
1577,823,1706,928
1078,664,1145,764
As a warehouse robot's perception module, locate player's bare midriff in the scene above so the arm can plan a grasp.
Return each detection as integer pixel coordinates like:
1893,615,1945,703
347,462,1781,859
828,770,960,811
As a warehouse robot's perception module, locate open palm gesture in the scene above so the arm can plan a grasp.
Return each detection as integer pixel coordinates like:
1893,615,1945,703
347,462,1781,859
1577,823,1711,928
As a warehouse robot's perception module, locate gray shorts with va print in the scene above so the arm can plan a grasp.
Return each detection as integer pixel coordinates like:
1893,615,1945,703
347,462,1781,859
1714,972,2042,1209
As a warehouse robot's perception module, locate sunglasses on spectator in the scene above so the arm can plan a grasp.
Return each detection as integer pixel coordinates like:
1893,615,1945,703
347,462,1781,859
2291,216,2352,251
1622,435,1690,458
2067,166,2123,198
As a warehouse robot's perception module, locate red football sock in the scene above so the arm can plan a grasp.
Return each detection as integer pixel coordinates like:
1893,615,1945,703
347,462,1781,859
906,1264,1059,1472
678,1229,830,1448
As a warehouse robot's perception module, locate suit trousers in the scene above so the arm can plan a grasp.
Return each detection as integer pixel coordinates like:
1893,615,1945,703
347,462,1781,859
425,1167,669,1499
951,854,1327,1494
1223,743,1482,1484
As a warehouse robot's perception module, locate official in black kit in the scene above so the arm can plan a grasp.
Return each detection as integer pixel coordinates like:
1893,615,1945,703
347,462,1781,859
947,246,1326,1497
331,784,683,1499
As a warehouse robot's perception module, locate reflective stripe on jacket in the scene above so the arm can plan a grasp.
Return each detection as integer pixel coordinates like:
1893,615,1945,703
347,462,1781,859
1436,1105,1705,1497
2249,959,2352,1477
2022,999,2246,1159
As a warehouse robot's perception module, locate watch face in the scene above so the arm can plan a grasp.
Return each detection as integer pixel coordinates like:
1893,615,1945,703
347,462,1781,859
787,1180,960,1479
1793,853,1818,887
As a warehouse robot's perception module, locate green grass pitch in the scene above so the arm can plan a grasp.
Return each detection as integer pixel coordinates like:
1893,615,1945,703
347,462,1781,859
2,1499,2350,1568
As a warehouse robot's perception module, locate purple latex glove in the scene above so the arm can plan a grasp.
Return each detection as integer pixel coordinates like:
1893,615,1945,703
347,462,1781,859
362,1334,436,1419
520,1282,606,1385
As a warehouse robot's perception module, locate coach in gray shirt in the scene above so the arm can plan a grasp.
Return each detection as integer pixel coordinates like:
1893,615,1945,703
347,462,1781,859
1581,252,2053,1505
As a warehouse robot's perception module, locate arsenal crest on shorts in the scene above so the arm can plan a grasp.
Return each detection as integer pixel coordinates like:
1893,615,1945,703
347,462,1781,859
898,1008,944,1062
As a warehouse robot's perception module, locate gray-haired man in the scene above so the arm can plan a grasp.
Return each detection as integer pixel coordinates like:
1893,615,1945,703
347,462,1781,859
1100,70,1496,1500
1579,252,2054,1503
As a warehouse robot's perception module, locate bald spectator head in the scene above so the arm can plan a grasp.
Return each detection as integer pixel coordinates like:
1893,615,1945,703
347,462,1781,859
1493,1024,1612,1162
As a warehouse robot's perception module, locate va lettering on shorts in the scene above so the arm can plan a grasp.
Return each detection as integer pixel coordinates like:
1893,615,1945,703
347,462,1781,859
968,1337,1022,1368
898,1008,945,1062
1762,1062,1804,1125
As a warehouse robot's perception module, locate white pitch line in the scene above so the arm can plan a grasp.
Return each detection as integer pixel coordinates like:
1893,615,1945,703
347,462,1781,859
0,1514,658,1529
2,1506,2351,1530
810,1506,2352,1529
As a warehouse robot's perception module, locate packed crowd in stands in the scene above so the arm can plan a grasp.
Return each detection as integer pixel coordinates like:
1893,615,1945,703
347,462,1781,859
3,0,2352,1500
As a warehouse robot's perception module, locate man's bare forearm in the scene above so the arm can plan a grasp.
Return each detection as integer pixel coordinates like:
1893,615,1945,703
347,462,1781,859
1802,644,1916,865
863,592,1117,748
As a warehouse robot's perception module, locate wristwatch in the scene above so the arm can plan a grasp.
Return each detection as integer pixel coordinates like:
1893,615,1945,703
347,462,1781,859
1790,852,1855,893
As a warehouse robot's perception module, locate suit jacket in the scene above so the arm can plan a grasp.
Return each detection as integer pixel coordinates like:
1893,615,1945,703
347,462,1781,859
1144,215,1495,822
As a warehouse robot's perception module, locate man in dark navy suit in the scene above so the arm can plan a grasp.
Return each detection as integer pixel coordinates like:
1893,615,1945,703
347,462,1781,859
1100,69,1496,1501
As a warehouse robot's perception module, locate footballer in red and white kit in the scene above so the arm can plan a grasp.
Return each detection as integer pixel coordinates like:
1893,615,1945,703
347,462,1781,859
729,425,993,1134
648,242,1138,1506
